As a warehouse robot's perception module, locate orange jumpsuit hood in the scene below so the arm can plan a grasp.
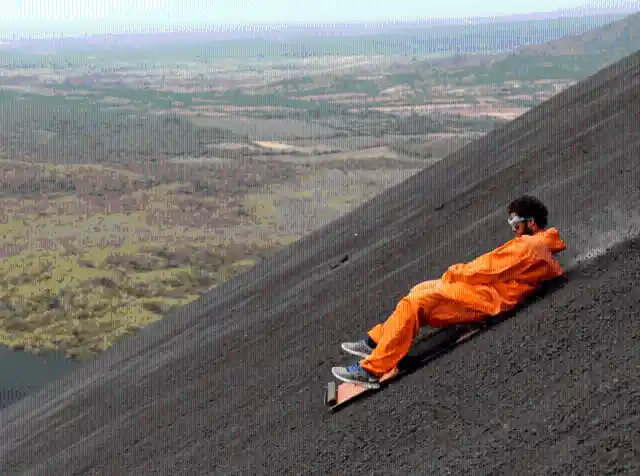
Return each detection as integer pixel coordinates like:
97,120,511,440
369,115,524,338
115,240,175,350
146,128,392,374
531,227,567,254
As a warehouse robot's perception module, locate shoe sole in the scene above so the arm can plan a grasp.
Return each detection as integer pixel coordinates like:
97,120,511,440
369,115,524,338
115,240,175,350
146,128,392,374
340,343,371,359
331,367,380,389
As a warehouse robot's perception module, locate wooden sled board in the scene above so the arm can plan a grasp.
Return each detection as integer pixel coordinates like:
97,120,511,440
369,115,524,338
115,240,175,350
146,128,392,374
325,324,485,412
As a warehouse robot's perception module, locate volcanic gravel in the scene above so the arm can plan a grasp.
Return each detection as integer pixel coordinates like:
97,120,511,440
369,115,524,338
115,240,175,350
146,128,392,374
0,52,639,475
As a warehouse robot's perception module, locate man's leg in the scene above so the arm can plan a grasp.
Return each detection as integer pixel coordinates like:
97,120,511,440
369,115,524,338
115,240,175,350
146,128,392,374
332,279,495,386
359,294,422,376
340,279,440,358
332,290,429,387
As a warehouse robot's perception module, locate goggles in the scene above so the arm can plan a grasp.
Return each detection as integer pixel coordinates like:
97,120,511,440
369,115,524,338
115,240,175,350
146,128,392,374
508,214,533,232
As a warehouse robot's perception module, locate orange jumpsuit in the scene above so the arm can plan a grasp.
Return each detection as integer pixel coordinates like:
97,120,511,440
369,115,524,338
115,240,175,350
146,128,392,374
360,227,567,376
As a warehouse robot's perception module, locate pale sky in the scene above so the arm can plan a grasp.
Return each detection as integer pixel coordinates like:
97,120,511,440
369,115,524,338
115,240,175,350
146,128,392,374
0,0,636,35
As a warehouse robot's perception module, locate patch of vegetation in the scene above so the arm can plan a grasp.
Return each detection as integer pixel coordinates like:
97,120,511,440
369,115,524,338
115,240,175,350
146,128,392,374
218,89,350,116
0,93,247,162
332,110,499,136
445,52,633,85
331,77,380,96
0,241,275,359
388,72,423,86
268,76,316,92
90,88,196,108
0,157,322,360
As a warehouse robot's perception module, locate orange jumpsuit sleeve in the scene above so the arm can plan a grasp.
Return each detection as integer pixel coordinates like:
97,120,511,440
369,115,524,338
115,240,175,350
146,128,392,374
442,229,567,286
442,243,527,285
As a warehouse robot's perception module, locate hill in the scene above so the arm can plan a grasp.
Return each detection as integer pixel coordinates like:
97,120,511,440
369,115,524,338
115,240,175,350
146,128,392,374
427,12,640,83
0,38,638,476
517,11,640,57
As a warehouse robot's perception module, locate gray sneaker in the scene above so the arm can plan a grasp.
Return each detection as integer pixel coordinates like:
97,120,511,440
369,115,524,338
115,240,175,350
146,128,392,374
341,340,374,358
331,363,380,388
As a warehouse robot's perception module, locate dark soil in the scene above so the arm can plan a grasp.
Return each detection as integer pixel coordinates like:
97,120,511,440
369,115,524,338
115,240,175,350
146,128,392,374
0,51,639,475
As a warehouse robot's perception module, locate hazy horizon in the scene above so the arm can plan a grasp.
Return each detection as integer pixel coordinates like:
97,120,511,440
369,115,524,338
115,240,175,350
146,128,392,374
0,0,639,39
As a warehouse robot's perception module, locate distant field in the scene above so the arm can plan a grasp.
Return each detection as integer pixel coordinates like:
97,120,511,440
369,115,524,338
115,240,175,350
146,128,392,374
183,115,339,139
287,136,390,149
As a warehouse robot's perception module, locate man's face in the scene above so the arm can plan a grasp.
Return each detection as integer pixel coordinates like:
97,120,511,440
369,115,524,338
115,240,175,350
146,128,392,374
508,213,537,237
514,221,535,237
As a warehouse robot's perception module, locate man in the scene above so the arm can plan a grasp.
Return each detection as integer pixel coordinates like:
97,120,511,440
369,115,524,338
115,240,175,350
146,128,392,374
331,195,567,388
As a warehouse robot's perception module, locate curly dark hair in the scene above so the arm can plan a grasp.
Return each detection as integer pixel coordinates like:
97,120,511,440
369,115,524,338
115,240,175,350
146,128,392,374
508,195,549,228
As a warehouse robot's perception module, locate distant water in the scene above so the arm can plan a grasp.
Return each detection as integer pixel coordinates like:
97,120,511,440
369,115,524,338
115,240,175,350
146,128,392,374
0,344,81,410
